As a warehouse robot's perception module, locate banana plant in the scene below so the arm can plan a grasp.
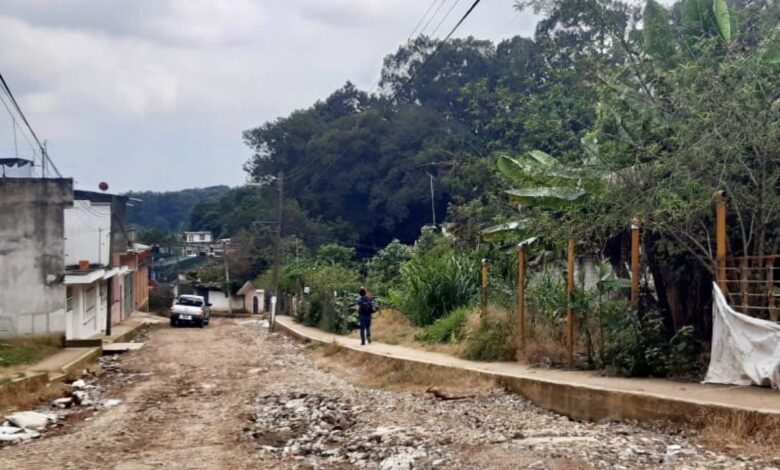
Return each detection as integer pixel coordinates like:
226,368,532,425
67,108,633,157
480,148,601,243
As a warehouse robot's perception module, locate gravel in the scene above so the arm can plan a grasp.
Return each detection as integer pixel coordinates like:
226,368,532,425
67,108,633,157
245,333,771,469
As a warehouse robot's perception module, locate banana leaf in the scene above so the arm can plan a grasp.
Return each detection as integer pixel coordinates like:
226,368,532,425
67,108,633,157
505,187,587,208
712,0,731,43
480,220,528,242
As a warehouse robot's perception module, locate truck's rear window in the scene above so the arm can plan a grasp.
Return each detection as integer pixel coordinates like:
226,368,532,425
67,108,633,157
176,297,203,307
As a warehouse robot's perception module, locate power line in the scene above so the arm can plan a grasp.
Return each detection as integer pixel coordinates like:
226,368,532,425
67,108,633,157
406,0,442,42
418,0,450,37
388,0,484,105
0,72,61,177
430,0,465,38
368,0,452,96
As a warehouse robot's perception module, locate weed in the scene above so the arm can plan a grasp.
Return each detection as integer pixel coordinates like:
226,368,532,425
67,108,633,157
461,309,516,362
415,306,470,343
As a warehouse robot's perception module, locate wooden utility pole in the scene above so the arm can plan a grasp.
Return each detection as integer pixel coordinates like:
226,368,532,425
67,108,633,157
481,259,489,317
517,244,526,353
630,218,641,308
566,238,575,368
714,191,727,293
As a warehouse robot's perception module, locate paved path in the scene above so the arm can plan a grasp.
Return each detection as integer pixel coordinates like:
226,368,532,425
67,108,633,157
276,316,780,419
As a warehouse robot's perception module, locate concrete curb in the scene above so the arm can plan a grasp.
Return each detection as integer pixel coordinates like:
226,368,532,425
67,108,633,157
108,320,149,345
277,319,780,426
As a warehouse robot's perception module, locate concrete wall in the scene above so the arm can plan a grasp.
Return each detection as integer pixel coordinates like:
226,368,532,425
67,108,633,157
0,178,73,337
206,289,244,312
64,201,111,267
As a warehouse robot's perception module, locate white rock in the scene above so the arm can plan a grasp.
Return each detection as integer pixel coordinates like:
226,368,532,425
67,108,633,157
101,399,122,408
4,411,56,431
70,379,87,389
0,425,23,435
52,397,73,408
379,453,416,470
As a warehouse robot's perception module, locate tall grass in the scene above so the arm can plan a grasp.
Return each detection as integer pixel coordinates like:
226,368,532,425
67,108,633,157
415,306,470,343
392,253,479,326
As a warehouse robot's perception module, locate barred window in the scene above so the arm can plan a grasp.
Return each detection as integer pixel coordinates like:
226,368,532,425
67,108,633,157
66,287,74,312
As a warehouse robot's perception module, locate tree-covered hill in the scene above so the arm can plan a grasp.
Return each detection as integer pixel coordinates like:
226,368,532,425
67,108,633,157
126,185,230,232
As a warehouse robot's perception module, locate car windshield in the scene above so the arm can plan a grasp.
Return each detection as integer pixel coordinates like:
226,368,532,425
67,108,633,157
176,297,203,307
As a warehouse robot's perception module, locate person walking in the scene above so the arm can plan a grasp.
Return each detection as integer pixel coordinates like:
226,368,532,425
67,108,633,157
356,288,374,345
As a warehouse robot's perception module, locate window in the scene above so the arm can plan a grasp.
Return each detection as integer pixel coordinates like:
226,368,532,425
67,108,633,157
199,234,205,241
66,287,74,312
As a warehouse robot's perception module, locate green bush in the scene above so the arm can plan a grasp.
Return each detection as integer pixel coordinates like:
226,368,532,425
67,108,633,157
302,264,359,332
393,251,479,326
366,239,413,295
461,316,516,361
603,309,702,377
415,306,470,343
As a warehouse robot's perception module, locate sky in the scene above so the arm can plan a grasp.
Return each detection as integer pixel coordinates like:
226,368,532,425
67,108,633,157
0,0,539,193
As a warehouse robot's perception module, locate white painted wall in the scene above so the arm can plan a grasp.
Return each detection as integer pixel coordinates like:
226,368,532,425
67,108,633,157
65,282,104,340
207,289,245,312
64,201,111,267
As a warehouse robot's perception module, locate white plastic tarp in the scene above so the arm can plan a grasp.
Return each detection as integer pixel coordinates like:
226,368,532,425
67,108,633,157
704,282,780,388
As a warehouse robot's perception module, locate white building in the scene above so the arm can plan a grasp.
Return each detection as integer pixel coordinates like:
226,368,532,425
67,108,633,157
184,231,213,257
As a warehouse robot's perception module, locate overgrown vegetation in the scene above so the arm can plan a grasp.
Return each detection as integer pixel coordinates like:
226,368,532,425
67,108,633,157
0,335,63,369
415,306,470,344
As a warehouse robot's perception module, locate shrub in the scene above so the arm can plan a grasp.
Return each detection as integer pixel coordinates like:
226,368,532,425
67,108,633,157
415,306,470,343
461,314,516,361
603,309,702,378
302,264,360,332
393,251,479,326
366,239,413,295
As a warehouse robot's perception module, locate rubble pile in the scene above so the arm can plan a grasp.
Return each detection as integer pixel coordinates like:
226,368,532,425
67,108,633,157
0,355,147,446
247,391,454,469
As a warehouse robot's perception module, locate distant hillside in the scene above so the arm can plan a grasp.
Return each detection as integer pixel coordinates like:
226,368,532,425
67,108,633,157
125,185,231,231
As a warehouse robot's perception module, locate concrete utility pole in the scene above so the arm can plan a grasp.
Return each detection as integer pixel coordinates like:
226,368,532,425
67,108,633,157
223,240,232,316
426,172,436,227
272,171,283,305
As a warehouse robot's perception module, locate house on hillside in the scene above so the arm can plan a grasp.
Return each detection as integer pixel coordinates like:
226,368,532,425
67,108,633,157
184,231,213,257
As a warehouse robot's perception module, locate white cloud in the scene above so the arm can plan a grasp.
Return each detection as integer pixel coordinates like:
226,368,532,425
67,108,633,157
0,0,536,191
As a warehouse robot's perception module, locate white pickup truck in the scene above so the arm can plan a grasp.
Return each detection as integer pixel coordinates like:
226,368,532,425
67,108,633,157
170,295,211,328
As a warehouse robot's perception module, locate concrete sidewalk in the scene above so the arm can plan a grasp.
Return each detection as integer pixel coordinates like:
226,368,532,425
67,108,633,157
276,315,780,424
1,312,159,383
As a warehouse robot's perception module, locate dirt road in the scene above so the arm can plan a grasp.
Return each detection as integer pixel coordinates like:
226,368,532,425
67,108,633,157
0,318,771,469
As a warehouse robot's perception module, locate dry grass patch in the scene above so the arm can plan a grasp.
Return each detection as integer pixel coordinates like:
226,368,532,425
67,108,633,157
697,409,780,458
517,322,568,367
309,342,496,396
348,309,418,346
0,375,68,413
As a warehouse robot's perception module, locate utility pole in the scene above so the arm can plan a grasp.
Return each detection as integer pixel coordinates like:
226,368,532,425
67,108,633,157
223,240,232,316
271,171,283,311
426,172,436,227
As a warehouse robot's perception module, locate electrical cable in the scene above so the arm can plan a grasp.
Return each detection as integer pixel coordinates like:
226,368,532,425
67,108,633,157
0,72,61,176
429,0,465,38
388,0,484,105
406,0,442,42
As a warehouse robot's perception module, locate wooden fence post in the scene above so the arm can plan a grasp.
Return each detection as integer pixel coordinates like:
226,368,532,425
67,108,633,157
566,238,575,369
630,218,641,308
768,260,776,321
481,259,489,318
714,191,728,293
517,244,526,354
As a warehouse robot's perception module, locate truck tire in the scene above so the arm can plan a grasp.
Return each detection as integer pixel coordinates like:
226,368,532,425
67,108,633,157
170,318,177,328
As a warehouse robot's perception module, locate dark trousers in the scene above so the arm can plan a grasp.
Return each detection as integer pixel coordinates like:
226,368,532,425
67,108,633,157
359,314,372,344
